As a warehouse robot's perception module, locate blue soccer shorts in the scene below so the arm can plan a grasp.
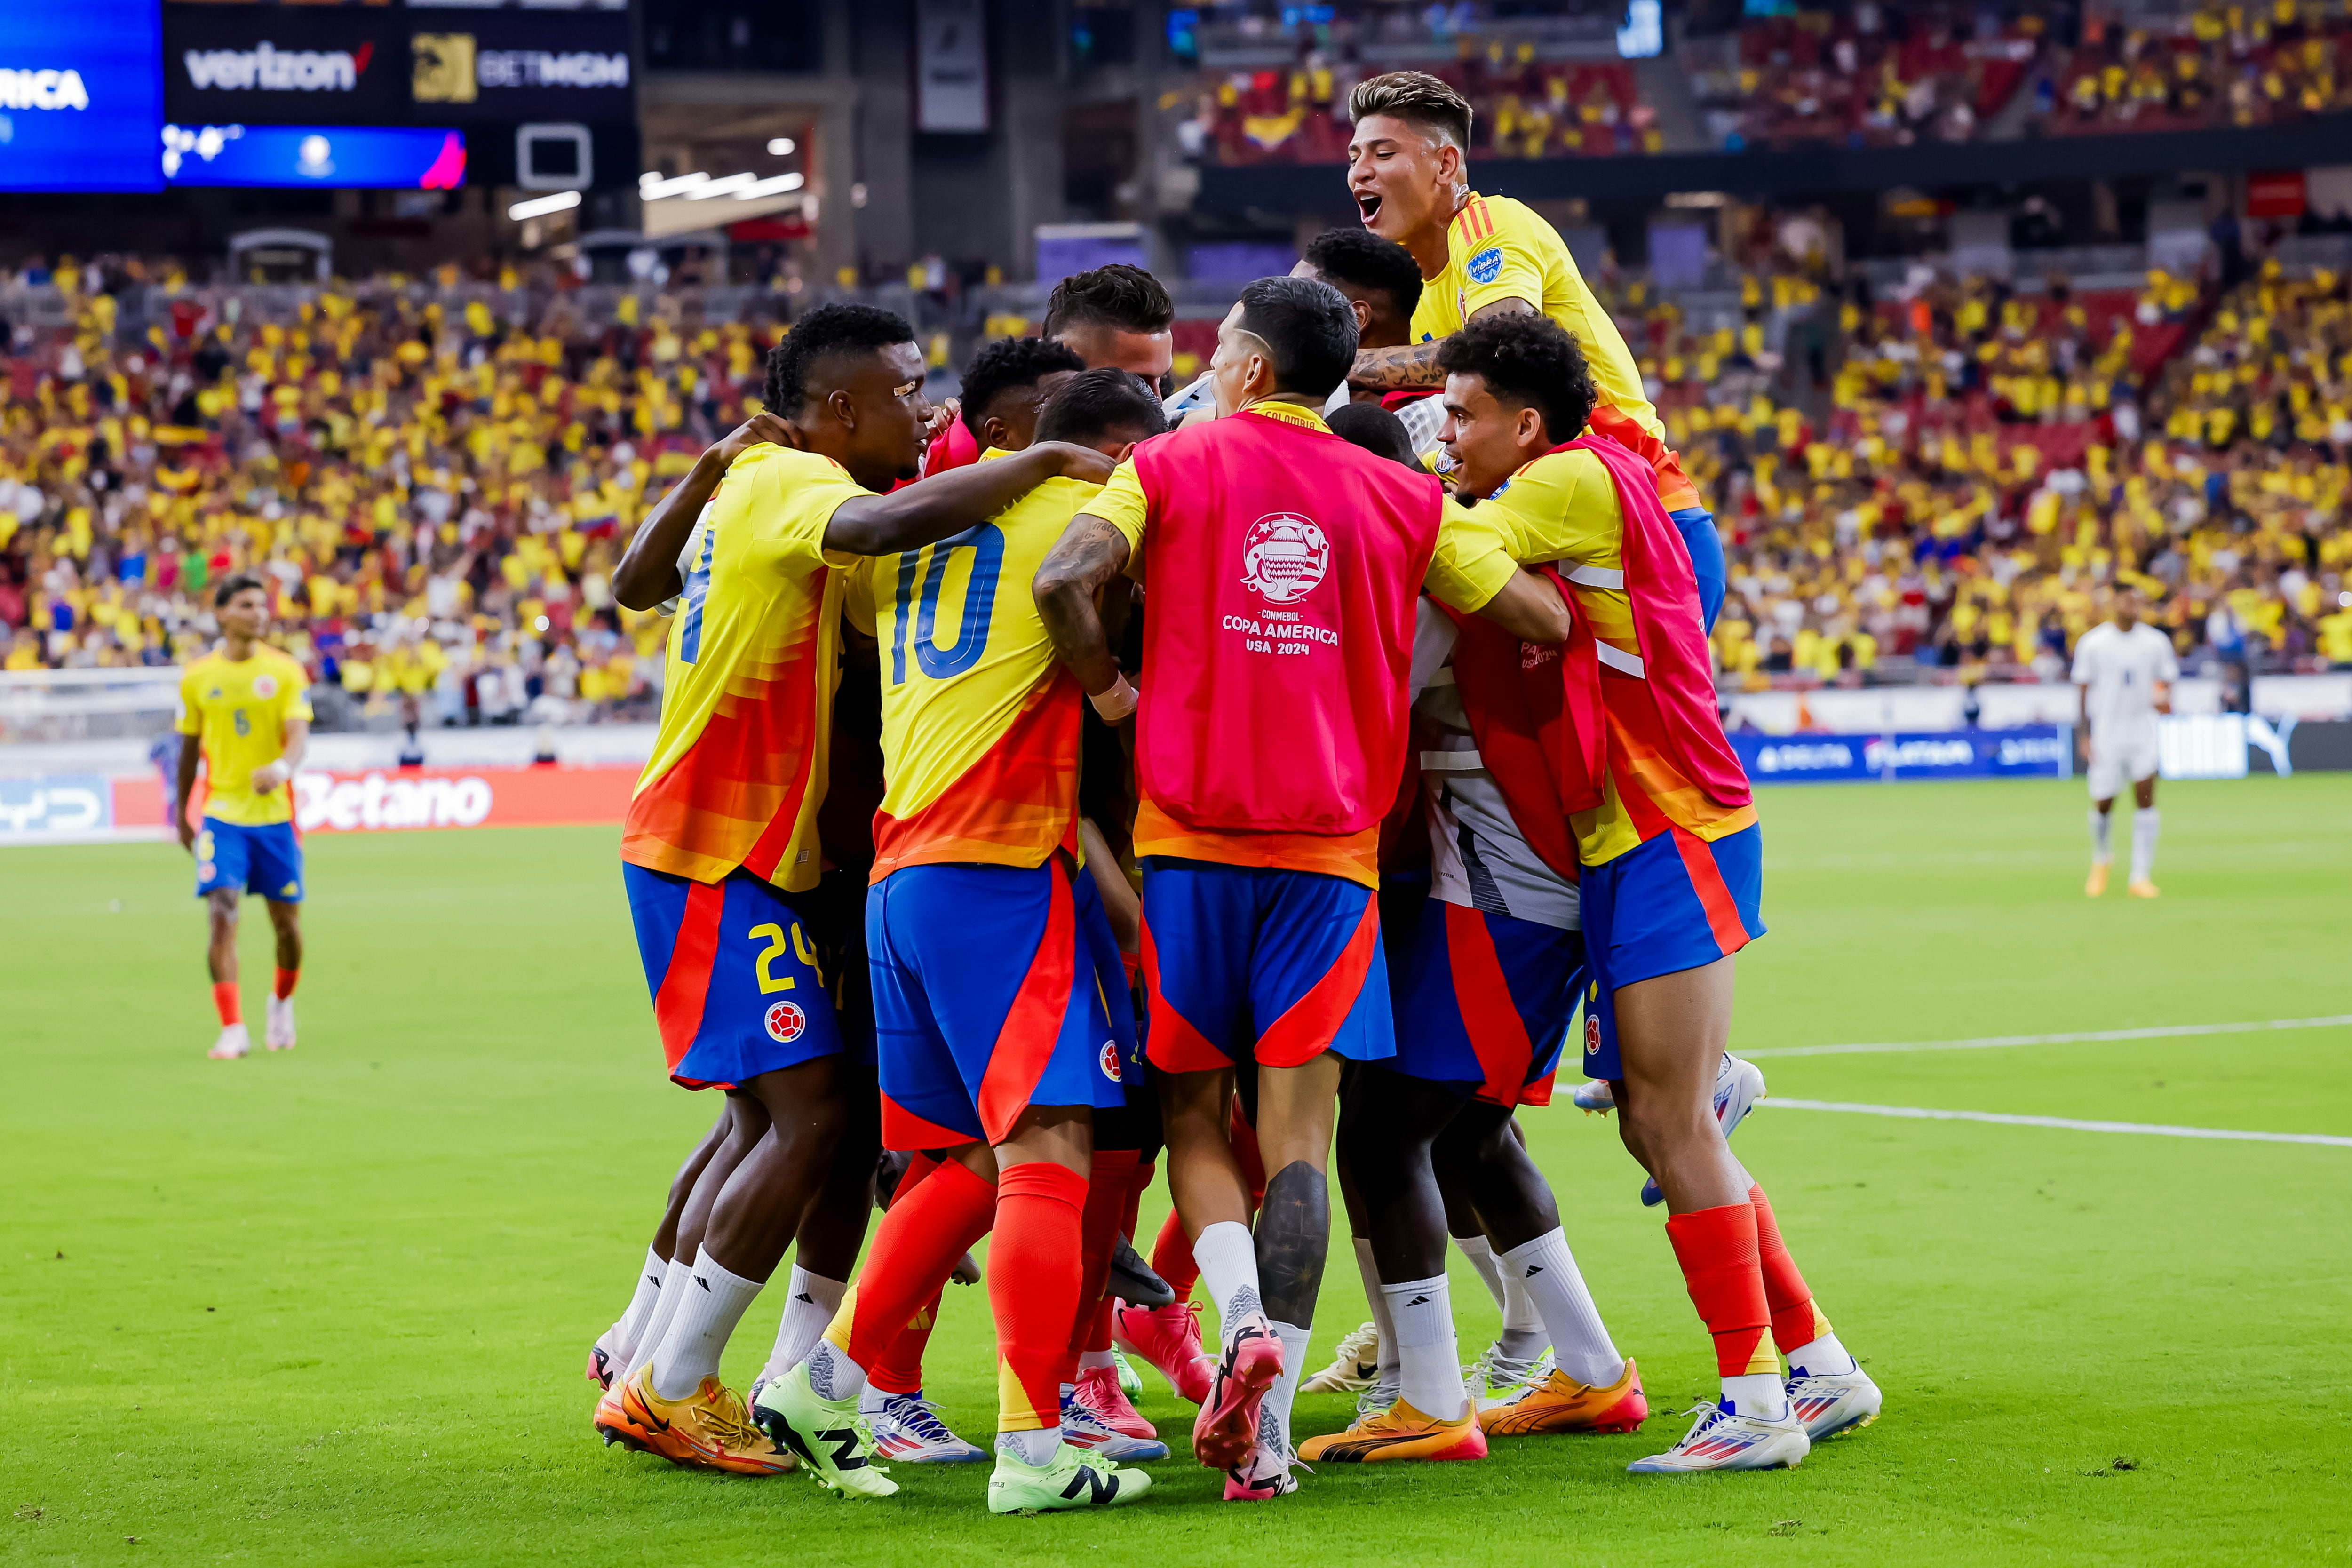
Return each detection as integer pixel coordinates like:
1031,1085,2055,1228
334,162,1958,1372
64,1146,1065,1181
1388,897,1584,1108
866,855,1134,1153
1139,858,1394,1074
1578,822,1764,1082
623,862,855,1091
194,818,304,903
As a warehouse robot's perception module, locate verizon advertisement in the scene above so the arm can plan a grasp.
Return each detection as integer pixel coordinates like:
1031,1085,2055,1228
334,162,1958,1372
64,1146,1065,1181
164,8,405,125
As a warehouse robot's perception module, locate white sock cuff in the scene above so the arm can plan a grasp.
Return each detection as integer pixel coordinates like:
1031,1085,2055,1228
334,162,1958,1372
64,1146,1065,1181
1379,1276,1453,1347
1500,1227,1571,1274
1193,1221,1261,1324
787,1264,847,1307
2133,806,2160,824
1454,1234,1494,1262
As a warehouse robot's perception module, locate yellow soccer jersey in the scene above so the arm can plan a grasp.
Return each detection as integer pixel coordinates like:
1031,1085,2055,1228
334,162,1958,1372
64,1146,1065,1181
623,443,869,890
176,646,313,826
1409,193,1699,511
855,458,1093,876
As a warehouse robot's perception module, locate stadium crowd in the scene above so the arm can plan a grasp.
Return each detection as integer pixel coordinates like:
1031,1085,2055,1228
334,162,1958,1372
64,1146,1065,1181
3,243,2348,719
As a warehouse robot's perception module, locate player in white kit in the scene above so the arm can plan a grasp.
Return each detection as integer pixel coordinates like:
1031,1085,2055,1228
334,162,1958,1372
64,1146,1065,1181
2070,587,2179,899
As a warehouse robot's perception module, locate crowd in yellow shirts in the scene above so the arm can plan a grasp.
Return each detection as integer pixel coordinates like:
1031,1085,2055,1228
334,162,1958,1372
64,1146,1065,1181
2039,0,2352,135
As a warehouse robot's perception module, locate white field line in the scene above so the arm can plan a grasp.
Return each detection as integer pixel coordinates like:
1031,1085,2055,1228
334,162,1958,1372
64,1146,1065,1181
1762,1098,2352,1148
1741,1014,2352,1060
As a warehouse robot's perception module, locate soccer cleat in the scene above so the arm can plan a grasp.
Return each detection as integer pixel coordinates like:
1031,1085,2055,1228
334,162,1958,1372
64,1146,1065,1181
2127,879,2160,899
1222,1411,1299,1501
1301,1321,1382,1394
264,995,296,1051
1295,1396,1487,1463
987,1442,1151,1514
208,1022,251,1060
1626,1401,1809,1473
1481,1357,1648,1437
1109,1232,1176,1309
585,1343,620,1391
1355,1372,1400,1422
595,1364,795,1476
1192,1310,1284,1470
1467,1343,1553,1415
1112,1299,1214,1406
1060,1386,1170,1461
750,1363,899,1497
1571,1078,1615,1113
1787,1364,1882,1440
1073,1363,1158,1441
862,1391,989,1463
1640,1053,1767,1207
1111,1349,1144,1401
2085,862,2111,898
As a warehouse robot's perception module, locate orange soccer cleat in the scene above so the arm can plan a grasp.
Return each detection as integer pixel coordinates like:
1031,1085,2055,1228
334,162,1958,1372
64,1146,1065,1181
595,1364,796,1476
1295,1397,1489,1463
1479,1357,1649,1437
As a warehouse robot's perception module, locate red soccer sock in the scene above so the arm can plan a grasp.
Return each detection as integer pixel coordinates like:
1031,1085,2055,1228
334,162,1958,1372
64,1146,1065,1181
826,1157,995,1374
1749,1183,1832,1354
1086,1158,1156,1353
1067,1150,1139,1362
891,1150,945,1208
866,1289,943,1396
1664,1202,1777,1378
1151,1208,1200,1300
992,1161,1088,1432
272,967,299,1001
212,982,241,1027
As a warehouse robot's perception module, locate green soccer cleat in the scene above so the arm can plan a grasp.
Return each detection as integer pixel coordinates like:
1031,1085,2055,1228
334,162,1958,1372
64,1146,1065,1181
1112,1348,1144,1401
986,1443,1152,1515
749,1363,899,1498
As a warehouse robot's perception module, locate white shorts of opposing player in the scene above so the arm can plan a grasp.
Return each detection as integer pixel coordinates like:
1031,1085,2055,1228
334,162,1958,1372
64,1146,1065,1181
2085,728,2159,802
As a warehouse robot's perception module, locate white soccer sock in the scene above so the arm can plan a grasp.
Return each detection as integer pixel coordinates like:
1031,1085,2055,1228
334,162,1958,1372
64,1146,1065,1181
1078,1348,1117,1372
857,1383,895,1416
761,1265,846,1382
1723,1372,1788,1422
998,1426,1062,1466
1501,1229,1624,1390
802,1335,868,1402
2089,806,2114,863
1788,1331,1857,1378
1352,1238,1401,1382
1192,1220,1262,1336
1497,1255,1548,1362
1453,1233,1509,1311
603,1246,667,1364
622,1254,698,1381
1265,1320,1312,1453
1381,1277,1466,1422
2130,807,2160,883
651,1251,766,1400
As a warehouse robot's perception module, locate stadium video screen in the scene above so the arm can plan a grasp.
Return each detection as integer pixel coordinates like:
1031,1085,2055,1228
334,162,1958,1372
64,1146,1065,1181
0,3,167,192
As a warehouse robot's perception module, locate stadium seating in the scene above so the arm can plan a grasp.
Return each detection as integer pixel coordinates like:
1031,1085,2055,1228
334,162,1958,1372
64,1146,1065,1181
2036,1,2352,135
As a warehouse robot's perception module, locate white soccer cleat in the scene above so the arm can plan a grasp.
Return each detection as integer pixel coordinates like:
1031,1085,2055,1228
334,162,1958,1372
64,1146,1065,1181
1787,1364,1882,1440
265,995,297,1051
1640,1052,1769,1206
1059,1389,1171,1462
1468,1343,1555,1415
1572,1078,1616,1113
1627,1401,1810,1473
1301,1321,1382,1394
865,1392,989,1464
208,1022,251,1060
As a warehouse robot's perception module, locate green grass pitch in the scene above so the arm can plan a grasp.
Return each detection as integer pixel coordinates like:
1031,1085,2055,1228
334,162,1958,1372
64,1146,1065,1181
4,777,2350,1565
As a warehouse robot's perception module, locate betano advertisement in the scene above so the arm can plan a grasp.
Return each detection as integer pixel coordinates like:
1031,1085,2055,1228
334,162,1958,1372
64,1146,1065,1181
0,766,637,844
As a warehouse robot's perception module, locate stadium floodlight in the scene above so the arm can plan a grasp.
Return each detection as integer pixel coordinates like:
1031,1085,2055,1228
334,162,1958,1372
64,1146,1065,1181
766,137,796,155
638,170,710,199
682,172,761,199
734,172,805,199
508,190,581,221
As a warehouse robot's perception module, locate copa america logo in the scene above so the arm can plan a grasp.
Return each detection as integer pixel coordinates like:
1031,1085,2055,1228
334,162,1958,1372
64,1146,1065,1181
1239,512,1330,604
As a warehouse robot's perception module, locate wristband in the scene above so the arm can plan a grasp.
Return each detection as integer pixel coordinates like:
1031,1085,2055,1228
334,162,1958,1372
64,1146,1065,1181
1089,673,1139,723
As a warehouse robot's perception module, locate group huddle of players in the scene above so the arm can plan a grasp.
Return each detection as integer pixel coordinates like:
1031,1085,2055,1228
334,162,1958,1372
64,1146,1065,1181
578,72,1884,1515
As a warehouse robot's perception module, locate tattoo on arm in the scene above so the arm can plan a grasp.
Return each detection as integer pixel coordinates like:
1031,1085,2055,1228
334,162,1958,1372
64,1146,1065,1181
1033,515,1134,696
1349,341,1447,391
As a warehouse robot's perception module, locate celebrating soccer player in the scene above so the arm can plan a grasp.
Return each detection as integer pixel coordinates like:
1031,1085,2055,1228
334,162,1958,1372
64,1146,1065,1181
175,573,312,1061
2073,585,2177,898
1428,312,1882,1473
589,304,1117,1477
1033,275,1570,1500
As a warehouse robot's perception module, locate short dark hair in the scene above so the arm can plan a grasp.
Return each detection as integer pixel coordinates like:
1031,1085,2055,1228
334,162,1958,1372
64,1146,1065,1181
1348,70,1474,151
956,335,1085,440
1234,275,1358,401
1326,401,1418,468
1041,264,1175,340
763,302,917,418
1303,228,1423,322
1033,366,1170,447
1436,313,1597,447
214,572,267,608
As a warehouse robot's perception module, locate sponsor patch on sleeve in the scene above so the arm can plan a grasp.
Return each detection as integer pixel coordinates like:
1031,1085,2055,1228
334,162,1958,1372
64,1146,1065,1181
1466,245,1505,286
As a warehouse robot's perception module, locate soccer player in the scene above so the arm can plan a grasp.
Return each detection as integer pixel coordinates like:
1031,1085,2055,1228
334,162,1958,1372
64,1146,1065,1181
2073,586,2177,898
755,368,1167,1515
946,335,1085,457
591,304,1116,1476
1340,69,1725,626
1306,331,1647,1464
1033,276,1570,1500
1428,313,1881,1473
175,573,310,1061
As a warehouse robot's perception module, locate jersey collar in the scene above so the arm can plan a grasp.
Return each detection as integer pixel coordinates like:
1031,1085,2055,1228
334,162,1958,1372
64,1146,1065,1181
1237,400,1331,434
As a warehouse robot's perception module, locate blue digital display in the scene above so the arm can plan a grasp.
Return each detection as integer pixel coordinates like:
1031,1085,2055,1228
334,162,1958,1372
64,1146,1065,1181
0,4,166,193
162,124,466,190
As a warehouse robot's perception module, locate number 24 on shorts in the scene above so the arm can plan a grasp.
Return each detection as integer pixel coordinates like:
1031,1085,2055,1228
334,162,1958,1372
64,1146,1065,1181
748,921,822,994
